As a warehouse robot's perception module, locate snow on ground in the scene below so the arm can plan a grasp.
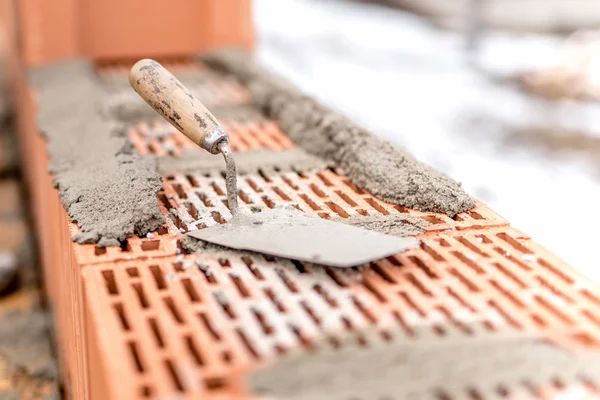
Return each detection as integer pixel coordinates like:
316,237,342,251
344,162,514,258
253,0,600,281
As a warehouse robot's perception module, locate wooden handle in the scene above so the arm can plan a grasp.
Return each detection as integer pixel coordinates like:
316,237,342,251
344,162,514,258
129,59,228,154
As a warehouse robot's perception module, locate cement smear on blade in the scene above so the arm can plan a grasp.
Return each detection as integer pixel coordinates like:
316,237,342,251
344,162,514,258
30,60,165,246
202,49,475,217
249,326,600,399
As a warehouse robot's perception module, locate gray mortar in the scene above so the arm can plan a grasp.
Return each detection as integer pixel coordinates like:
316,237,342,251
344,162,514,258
30,60,165,246
201,50,475,217
249,326,600,399
158,147,332,176
331,212,429,237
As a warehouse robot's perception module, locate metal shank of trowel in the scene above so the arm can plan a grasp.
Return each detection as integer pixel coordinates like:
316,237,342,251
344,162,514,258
129,59,228,155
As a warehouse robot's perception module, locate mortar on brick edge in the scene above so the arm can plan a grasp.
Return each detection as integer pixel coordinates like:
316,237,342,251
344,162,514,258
30,60,165,246
157,148,333,176
248,326,600,400
201,49,475,217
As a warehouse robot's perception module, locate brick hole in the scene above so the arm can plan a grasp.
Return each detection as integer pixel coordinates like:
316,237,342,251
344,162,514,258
171,213,188,233
282,176,299,190
538,258,574,284
264,288,286,312
535,295,573,324
222,349,233,363
273,186,291,201
531,313,547,327
242,256,263,280
489,280,525,307
371,263,397,284
300,301,321,326
197,192,214,207
453,214,467,222
289,324,314,350
325,268,348,287
261,196,276,209
342,179,365,194
399,292,426,317
274,344,287,355
211,182,224,196
140,239,161,252
496,385,510,397
186,175,199,187
230,274,250,298
140,386,153,398
173,261,184,272
158,226,168,235
94,246,107,256
214,292,236,319
406,273,432,296
468,388,484,400
456,237,489,257
362,278,387,303
149,265,167,289
435,238,451,247
318,212,331,219
365,198,389,215
252,308,274,334
291,260,307,274
172,183,188,200
316,171,333,186
421,215,445,224
164,297,185,323
467,211,485,220
392,310,415,337
239,190,252,204
328,336,342,349
148,318,165,348
181,279,201,302
196,222,207,229
212,211,226,224
536,277,573,304
437,305,472,334
164,359,185,392
114,303,130,331
435,389,452,400
246,178,263,193
299,193,321,211
186,203,199,220
132,283,150,308
386,255,403,266
488,300,522,328
128,341,145,373
326,201,350,218
447,286,477,312
351,296,376,323
581,376,600,393
184,335,204,366
102,270,119,295
309,183,327,198
448,268,479,292
433,324,447,335
451,251,485,274
581,289,600,307
380,330,392,342
218,258,231,267
333,190,359,209
205,377,228,391
277,269,299,293
258,169,272,183
409,256,439,279
551,377,565,390
496,232,533,254
503,252,533,272
198,313,220,340
126,268,139,278
356,208,369,216
236,328,260,359
421,243,445,262
492,262,526,289
475,234,493,244
313,284,338,307
120,240,132,252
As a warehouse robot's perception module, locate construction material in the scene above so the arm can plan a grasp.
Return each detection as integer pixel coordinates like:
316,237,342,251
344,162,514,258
188,206,419,267
30,60,165,246
130,59,239,214
332,212,429,237
202,50,475,217
157,147,332,176
132,60,419,267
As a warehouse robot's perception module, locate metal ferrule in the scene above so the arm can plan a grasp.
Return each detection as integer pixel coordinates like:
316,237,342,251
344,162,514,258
202,126,229,154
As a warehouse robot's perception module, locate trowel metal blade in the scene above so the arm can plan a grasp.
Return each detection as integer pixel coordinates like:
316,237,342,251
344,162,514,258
187,207,419,268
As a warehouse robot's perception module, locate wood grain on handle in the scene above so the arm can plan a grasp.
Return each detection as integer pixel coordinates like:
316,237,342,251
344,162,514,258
129,59,228,154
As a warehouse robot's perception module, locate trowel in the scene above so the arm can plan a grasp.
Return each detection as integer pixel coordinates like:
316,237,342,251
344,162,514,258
130,59,418,267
